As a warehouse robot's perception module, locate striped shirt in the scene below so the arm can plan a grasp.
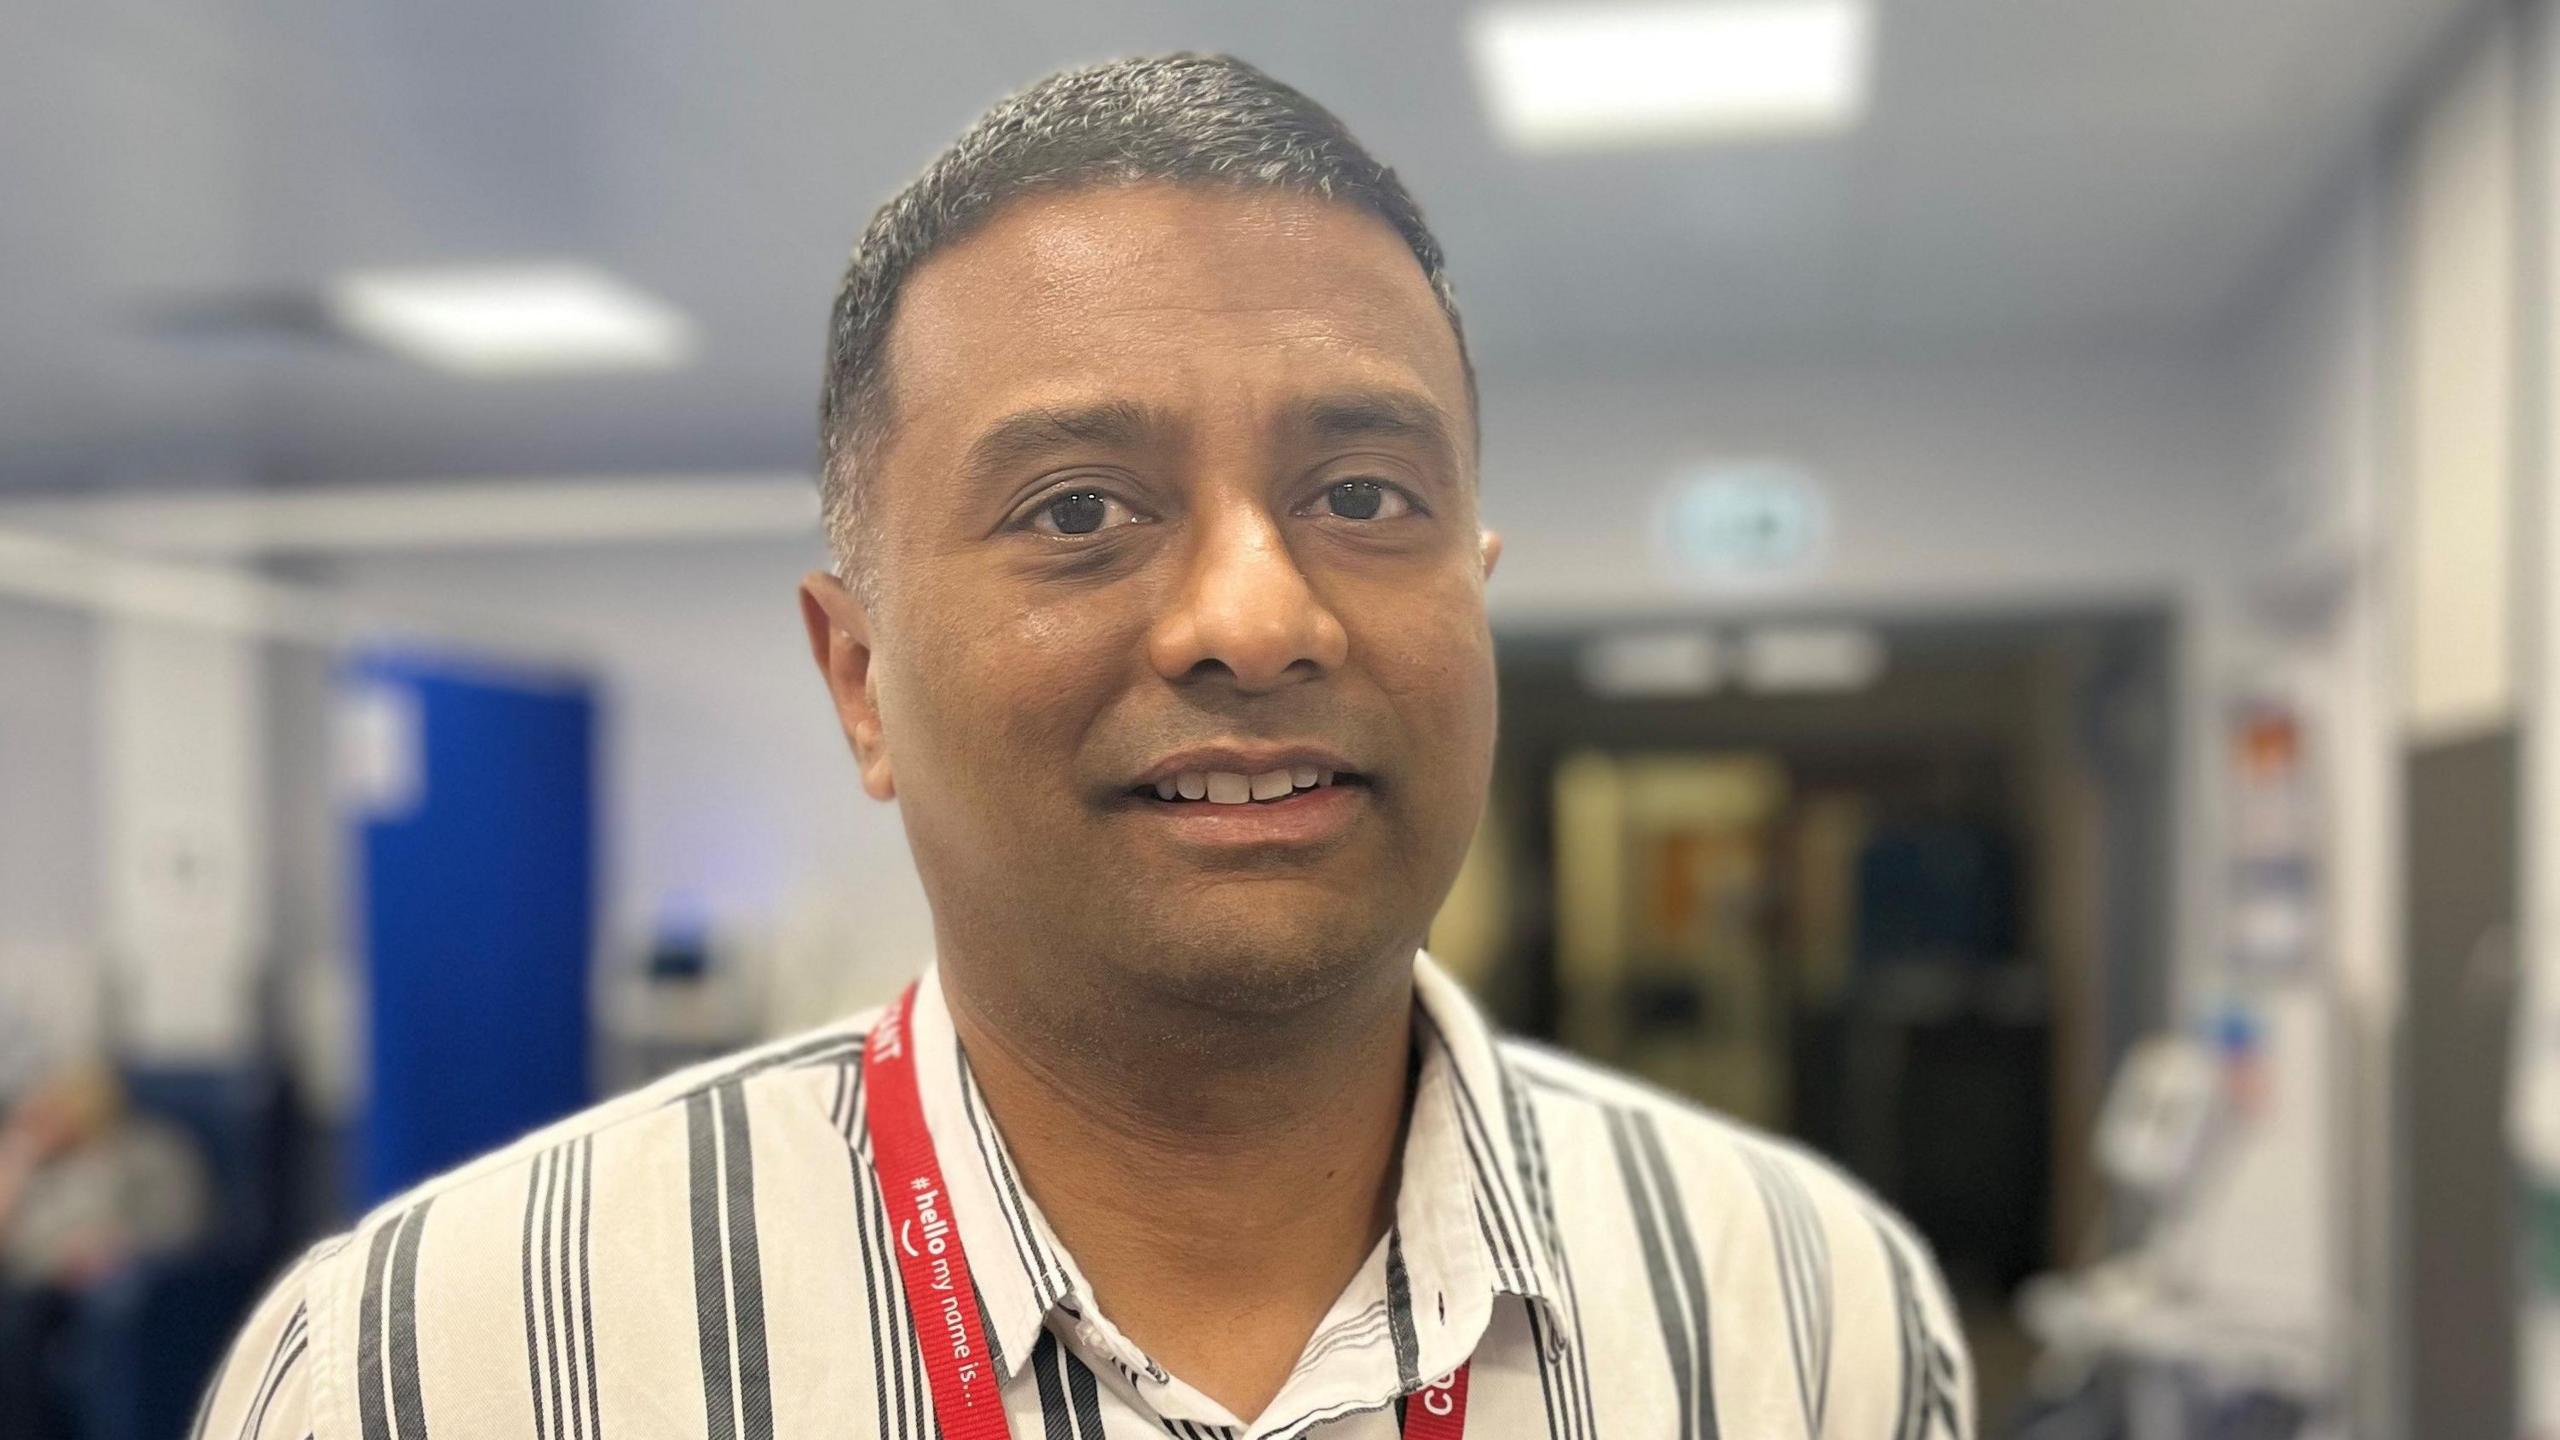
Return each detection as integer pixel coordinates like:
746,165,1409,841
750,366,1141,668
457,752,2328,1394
197,954,1972,1440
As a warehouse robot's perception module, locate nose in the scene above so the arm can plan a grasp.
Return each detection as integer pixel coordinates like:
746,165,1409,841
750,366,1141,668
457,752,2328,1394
1146,498,1349,691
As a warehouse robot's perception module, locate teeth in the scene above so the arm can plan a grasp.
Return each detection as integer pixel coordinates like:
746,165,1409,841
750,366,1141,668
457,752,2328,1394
1153,766,1346,803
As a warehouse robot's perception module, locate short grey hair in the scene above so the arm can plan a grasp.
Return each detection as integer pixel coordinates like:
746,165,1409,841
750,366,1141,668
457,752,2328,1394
817,52,1477,595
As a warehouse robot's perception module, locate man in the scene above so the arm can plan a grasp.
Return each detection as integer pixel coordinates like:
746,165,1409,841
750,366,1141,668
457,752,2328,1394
201,54,1971,1439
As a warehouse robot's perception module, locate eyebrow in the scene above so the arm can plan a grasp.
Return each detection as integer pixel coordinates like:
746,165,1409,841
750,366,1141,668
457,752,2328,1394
955,388,1463,491
958,399,1174,490
1290,390,1460,462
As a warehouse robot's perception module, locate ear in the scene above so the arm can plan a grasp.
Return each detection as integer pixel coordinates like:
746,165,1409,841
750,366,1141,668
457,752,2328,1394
1478,527,1503,582
798,570,897,801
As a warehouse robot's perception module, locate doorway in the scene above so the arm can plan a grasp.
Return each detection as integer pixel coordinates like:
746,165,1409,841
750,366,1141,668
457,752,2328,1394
1432,607,2176,1418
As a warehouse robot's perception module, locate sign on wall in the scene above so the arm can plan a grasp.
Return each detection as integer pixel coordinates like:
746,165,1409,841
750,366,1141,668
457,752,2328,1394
1660,462,1829,583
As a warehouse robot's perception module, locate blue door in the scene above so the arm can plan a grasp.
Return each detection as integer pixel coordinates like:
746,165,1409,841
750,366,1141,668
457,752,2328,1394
345,648,597,1202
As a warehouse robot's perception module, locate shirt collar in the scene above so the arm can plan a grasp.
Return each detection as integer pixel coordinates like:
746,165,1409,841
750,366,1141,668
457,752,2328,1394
1408,951,1570,1336
902,966,1090,1383
890,951,1570,1394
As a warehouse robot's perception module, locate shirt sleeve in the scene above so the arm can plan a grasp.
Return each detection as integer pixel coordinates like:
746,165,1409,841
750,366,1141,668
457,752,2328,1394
1871,1213,1976,1440
193,1251,316,1440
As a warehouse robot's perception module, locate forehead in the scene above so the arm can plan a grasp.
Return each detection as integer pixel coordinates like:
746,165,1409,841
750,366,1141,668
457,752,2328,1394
876,183,1472,474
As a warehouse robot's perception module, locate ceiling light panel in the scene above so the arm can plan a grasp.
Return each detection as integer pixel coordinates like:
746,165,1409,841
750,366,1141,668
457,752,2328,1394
328,264,694,376
1472,0,1873,152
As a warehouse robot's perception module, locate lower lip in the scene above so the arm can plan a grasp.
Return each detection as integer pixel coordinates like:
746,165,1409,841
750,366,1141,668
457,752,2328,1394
1128,782,1366,847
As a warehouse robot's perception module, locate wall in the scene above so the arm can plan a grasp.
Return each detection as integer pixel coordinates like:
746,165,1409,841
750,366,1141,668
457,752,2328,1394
2518,3,2560,1436
2204,156,2397,1424
2398,15,2524,742
2198,6,2544,1432
98,617,271,1062
2386,16,2531,1438
1478,344,2251,621
2,551,340,1073
0,599,101,1074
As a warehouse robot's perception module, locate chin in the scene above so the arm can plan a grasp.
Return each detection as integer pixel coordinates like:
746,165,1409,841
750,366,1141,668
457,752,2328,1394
1114,906,1415,1019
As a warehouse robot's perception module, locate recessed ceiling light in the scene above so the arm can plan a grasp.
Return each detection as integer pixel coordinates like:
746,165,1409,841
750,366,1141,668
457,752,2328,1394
327,264,693,376
1739,624,1885,692
1471,0,1873,152
1580,629,1724,698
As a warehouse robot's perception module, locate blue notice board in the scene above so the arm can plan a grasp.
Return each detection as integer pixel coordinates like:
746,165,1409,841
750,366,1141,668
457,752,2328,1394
344,649,598,1203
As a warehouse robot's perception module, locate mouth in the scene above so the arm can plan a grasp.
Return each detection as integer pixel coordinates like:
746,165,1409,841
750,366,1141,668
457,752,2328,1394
1126,767,1371,806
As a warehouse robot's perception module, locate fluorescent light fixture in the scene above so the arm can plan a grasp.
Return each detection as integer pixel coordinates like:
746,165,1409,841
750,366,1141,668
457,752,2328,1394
1581,629,1723,698
1471,0,1872,151
1738,624,1885,693
328,264,693,375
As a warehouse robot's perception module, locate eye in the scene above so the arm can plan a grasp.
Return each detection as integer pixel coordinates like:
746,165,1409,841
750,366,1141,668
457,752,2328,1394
1022,488,1145,537
1314,479,1418,522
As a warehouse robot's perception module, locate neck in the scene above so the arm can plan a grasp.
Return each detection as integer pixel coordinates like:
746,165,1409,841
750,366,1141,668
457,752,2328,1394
941,954,1417,1422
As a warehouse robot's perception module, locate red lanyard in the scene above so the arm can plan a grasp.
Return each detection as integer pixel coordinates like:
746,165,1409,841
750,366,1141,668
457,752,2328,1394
861,981,1469,1438
1402,1364,1471,1439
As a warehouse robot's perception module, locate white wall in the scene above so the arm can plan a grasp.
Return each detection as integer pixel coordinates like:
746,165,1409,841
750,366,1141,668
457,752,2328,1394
1,599,277,1067
0,600,102,1073
1478,345,2251,621
2198,157,2398,1422
2229,166,2399,1020
2397,19,2523,741
99,618,271,1062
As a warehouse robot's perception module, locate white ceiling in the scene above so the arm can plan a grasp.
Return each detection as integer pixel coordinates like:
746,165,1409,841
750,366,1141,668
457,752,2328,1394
0,0,2481,492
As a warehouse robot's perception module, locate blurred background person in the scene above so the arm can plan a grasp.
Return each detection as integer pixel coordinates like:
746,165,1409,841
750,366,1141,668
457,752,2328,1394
0,1,2548,1436
0,1063,210,1440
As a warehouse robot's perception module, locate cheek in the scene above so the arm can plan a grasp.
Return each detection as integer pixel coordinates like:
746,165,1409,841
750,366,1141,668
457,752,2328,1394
1353,577,1498,760
886,593,1135,798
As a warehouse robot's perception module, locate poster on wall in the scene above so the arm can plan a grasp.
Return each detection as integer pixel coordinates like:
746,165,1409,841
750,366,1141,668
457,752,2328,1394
2228,698,2317,982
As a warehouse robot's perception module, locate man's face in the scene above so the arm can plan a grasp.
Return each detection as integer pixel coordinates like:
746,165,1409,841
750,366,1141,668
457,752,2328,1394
803,183,1500,1012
